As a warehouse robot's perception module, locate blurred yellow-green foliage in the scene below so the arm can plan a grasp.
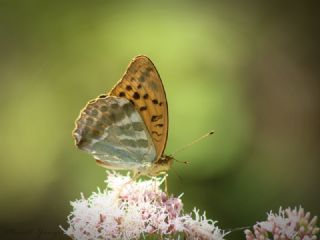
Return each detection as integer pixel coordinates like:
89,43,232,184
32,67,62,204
0,1,319,239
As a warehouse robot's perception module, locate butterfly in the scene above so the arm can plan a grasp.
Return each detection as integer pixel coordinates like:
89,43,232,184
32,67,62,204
72,56,173,177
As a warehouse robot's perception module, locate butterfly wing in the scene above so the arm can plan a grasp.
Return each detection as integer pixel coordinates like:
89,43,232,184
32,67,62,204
108,56,168,162
73,96,156,170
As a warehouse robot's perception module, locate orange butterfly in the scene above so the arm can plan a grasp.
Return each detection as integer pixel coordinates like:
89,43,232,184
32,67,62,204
73,56,173,177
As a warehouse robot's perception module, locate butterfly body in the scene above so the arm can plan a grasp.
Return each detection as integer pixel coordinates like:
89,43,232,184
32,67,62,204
73,56,172,176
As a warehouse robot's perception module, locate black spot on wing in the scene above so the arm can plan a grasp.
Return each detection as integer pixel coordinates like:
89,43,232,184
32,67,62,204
151,115,163,122
140,106,147,111
143,93,149,99
133,92,140,99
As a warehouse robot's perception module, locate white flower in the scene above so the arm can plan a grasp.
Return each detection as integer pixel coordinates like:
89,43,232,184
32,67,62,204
245,206,319,240
61,172,227,240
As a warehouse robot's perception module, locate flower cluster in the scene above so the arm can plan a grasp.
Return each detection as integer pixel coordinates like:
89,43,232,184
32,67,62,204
61,172,227,240
245,206,319,240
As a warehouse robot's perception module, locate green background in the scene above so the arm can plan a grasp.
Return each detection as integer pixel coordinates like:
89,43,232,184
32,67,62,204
0,1,319,239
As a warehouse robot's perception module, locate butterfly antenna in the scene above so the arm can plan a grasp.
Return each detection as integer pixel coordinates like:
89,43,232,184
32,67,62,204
174,158,189,164
170,130,215,156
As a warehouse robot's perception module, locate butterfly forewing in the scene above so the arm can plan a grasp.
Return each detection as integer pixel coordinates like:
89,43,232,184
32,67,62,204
108,56,168,161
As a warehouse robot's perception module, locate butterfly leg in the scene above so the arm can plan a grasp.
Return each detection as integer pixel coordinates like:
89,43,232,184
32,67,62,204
164,176,168,195
157,171,169,194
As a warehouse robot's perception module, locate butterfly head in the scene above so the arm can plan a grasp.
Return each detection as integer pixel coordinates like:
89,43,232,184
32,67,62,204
134,154,174,177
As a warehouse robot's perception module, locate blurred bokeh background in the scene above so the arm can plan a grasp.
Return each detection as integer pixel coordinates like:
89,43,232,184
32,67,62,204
0,0,319,239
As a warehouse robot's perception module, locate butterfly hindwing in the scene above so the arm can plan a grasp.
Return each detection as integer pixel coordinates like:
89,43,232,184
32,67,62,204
73,96,156,169
108,56,168,161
